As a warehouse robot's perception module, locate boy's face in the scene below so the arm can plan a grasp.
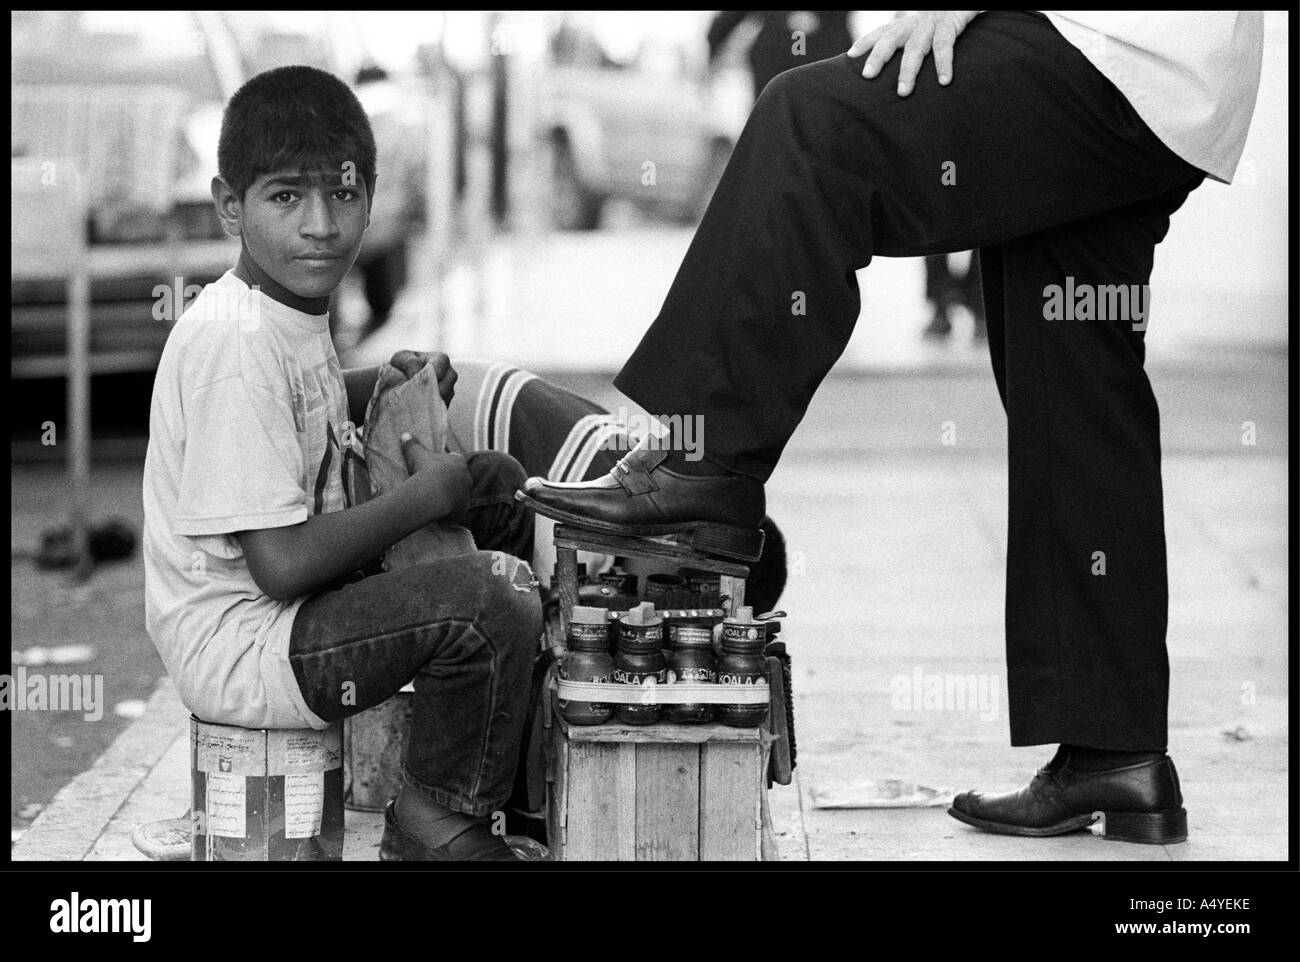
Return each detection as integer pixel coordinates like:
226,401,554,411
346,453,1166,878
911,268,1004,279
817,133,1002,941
214,166,371,302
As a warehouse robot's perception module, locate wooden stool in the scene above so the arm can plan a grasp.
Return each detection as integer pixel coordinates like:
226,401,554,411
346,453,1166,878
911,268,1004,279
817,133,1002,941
543,525,781,861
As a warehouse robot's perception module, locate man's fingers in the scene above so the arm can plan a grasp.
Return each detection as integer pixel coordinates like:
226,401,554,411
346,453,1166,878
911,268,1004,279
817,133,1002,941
933,22,957,85
896,22,934,95
862,28,903,78
847,24,886,58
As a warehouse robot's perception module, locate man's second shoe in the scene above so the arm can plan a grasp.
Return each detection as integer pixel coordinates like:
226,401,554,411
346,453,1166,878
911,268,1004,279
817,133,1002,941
947,748,1188,844
515,437,766,562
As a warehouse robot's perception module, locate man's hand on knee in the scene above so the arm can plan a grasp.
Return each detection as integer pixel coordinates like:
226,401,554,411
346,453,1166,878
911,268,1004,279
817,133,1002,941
848,11,983,95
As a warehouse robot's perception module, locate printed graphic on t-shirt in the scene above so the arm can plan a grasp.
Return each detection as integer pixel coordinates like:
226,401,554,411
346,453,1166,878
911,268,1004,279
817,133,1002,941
289,351,348,518
314,421,339,515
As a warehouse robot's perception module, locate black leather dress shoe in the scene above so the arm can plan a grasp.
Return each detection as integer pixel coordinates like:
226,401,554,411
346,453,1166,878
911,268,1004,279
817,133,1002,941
515,438,766,562
948,750,1188,844
378,802,520,861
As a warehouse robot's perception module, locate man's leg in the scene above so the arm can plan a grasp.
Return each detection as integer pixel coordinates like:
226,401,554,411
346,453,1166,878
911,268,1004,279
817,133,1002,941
939,188,1196,845
453,360,790,610
519,11,1201,562
980,181,1199,753
517,10,1204,839
615,11,1201,479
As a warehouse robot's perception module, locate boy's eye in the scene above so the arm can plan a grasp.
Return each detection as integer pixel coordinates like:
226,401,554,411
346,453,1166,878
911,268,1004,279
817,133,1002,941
265,187,356,203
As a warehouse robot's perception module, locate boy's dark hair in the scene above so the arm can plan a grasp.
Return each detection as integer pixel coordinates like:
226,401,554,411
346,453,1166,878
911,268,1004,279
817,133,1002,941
747,516,787,616
217,65,377,200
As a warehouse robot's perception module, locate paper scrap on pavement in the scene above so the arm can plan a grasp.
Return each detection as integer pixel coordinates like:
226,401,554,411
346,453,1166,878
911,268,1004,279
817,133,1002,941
810,778,954,809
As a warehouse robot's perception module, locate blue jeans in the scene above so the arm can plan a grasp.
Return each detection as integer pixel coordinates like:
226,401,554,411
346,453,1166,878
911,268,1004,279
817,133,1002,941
288,451,541,816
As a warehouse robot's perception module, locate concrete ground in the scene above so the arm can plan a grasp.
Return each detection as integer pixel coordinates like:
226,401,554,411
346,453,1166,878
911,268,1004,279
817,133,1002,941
11,350,1288,863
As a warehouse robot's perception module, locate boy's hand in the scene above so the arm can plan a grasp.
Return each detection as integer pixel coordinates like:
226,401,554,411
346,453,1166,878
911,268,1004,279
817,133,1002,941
389,350,458,407
400,432,471,525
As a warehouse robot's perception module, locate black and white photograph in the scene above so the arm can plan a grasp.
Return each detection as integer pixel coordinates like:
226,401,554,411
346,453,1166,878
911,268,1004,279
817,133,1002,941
7,6,1295,934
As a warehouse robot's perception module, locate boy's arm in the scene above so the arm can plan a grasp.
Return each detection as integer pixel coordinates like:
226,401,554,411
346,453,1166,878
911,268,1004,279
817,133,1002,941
238,441,469,602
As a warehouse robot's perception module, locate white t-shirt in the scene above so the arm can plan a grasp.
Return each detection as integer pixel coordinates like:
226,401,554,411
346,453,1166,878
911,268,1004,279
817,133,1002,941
143,270,353,730
1042,11,1264,184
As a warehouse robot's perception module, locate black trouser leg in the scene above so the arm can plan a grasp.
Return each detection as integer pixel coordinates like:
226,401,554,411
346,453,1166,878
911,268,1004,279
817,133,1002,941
615,11,1200,480
613,10,1205,748
982,183,1198,750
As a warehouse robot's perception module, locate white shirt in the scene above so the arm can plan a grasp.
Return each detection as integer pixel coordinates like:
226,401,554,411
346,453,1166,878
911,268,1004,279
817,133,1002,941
143,271,352,731
1043,11,1265,183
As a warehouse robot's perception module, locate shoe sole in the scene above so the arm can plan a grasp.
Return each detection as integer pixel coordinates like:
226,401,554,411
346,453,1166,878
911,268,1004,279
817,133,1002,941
947,806,1188,844
514,492,765,563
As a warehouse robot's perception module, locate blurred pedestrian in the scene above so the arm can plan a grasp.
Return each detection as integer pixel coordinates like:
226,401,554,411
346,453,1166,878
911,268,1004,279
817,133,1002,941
922,251,986,341
707,10,853,103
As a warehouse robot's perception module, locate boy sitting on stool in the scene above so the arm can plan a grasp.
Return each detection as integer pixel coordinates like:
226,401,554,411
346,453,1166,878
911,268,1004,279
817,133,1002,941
143,66,540,861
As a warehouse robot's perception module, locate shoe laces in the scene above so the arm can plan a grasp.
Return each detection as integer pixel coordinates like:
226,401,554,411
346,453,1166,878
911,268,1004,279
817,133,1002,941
1028,765,1063,801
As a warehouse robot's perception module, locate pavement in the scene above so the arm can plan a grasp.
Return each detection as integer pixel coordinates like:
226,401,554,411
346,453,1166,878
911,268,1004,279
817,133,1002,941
10,347,1288,863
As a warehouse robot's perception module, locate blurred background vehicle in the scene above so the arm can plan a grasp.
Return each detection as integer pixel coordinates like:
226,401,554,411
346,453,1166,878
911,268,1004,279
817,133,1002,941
11,10,231,376
539,13,740,230
11,9,442,375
